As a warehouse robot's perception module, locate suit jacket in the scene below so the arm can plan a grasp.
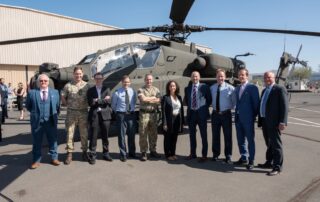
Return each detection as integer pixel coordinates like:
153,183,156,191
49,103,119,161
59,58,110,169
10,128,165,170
87,86,112,122
26,88,60,128
235,83,259,124
258,84,288,128
184,82,212,123
161,95,184,133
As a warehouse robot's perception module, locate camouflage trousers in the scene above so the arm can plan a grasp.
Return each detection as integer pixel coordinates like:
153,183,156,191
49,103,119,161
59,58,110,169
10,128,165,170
139,112,158,153
65,109,88,152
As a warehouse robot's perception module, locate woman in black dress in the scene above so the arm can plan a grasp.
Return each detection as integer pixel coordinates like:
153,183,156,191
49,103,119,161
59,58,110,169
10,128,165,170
161,80,184,161
14,82,25,120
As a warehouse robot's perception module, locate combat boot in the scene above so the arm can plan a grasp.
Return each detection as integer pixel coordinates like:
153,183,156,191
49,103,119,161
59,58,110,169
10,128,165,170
64,152,72,165
140,152,147,161
150,151,161,158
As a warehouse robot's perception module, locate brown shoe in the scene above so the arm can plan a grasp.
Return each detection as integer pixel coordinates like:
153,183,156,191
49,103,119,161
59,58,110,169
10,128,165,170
30,162,40,169
198,157,208,163
51,159,60,166
64,152,72,165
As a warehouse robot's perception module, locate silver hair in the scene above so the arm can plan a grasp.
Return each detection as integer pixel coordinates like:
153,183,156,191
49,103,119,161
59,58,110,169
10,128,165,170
37,74,50,86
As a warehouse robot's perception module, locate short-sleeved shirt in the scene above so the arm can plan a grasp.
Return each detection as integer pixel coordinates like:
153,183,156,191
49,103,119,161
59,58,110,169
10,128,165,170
61,80,90,110
137,85,161,111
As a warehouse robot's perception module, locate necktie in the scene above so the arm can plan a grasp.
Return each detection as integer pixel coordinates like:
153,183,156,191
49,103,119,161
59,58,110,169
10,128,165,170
42,91,47,101
125,89,130,112
192,84,197,109
216,84,221,111
239,85,245,99
261,87,270,117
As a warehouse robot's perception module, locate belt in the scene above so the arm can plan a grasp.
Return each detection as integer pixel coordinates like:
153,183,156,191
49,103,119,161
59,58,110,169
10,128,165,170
117,111,135,115
140,109,157,113
212,109,231,115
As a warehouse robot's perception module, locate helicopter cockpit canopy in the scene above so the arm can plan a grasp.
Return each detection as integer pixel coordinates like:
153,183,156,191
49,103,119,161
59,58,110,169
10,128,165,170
132,43,161,68
79,42,161,78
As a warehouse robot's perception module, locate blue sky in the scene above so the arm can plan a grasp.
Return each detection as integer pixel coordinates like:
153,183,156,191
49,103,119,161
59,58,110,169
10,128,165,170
1,0,320,73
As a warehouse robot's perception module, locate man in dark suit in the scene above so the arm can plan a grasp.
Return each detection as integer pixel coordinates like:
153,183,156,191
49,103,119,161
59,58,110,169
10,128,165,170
234,68,260,170
26,74,60,169
184,71,212,162
258,71,288,176
87,72,113,164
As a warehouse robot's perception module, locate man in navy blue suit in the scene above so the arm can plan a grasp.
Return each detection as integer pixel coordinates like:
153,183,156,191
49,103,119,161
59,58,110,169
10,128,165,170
234,69,259,170
26,74,60,169
184,71,212,162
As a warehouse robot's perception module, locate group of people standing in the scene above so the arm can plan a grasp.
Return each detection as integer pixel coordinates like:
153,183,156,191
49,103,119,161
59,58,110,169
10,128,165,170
26,66,288,176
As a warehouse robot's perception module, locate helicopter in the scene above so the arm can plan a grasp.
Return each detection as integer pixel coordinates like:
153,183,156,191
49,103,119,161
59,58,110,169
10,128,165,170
1,0,320,96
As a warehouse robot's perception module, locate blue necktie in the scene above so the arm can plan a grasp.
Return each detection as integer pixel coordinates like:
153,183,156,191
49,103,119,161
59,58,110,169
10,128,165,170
261,87,270,117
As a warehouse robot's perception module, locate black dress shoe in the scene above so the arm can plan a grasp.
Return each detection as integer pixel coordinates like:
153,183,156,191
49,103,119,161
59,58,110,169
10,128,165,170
225,158,233,165
257,162,273,169
150,151,161,158
246,161,254,170
234,158,248,165
120,156,127,162
212,156,219,162
267,169,281,176
128,153,137,159
88,158,96,165
103,153,113,162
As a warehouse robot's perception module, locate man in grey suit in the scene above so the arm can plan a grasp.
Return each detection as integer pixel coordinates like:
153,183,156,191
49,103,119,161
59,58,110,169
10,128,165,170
258,71,288,176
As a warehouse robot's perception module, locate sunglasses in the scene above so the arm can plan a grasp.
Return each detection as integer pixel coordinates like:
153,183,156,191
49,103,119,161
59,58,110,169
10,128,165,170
39,80,48,82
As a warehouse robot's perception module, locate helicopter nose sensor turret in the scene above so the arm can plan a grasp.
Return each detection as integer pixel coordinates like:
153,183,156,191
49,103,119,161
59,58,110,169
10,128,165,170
192,56,206,70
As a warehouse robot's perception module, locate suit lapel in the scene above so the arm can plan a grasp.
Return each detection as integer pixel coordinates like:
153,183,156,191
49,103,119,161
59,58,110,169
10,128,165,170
36,89,41,111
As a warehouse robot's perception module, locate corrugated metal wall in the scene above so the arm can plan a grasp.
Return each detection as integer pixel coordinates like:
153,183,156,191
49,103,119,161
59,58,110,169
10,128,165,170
0,64,38,86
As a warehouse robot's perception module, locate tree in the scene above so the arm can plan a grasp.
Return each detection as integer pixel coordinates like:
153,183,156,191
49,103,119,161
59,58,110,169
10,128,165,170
290,66,312,80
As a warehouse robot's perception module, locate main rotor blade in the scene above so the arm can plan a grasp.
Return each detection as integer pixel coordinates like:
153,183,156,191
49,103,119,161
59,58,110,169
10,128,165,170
203,27,320,37
0,28,150,45
169,0,194,24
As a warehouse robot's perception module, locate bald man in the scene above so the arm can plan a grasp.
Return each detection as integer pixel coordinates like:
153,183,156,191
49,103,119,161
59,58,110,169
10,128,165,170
184,71,212,162
258,71,288,176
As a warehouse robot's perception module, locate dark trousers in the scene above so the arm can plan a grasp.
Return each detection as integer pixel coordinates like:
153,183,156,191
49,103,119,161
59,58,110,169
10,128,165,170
188,110,208,157
261,119,283,170
211,111,232,159
89,113,110,158
1,104,7,123
31,121,58,162
116,112,136,157
164,115,180,157
235,118,255,162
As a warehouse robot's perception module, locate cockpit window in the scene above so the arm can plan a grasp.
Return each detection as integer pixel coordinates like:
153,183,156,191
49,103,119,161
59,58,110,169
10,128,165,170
78,53,96,65
91,46,134,77
132,43,160,68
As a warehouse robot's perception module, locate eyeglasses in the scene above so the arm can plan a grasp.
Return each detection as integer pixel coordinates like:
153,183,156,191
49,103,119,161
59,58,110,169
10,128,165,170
39,80,48,82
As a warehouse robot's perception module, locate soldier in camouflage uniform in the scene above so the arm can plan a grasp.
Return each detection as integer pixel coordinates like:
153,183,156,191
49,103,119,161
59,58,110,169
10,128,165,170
137,74,161,161
61,66,90,165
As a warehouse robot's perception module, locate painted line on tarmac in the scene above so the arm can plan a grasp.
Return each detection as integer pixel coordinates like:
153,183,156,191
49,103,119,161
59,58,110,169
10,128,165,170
288,177,320,202
289,107,320,114
289,116,320,126
283,132,320,143
288,122,320,128
0,193,14,202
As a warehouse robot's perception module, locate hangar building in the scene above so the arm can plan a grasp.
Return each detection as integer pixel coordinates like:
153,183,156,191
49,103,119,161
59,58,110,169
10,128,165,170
0,4,211,89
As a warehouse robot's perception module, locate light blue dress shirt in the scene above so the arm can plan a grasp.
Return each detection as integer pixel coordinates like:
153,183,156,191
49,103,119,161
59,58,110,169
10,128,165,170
210,82,236,111
111,87,137,112
260,84,273,117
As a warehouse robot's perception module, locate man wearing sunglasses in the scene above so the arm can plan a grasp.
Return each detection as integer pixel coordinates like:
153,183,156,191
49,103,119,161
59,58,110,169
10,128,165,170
26,74,60,169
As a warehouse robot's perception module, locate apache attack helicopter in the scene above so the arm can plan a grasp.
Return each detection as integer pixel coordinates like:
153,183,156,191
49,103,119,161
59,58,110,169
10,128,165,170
1,0,320,96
